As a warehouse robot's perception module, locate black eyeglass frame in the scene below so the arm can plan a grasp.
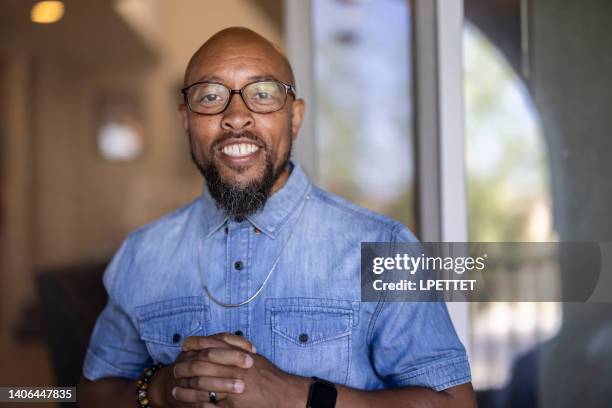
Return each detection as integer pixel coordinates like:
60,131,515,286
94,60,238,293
181,80,297,115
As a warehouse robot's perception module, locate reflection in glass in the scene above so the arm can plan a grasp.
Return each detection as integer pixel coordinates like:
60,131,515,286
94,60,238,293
464,23,560,392
313,0,415,230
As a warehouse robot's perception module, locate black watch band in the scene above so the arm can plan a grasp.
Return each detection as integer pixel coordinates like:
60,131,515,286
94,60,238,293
306,377,337,408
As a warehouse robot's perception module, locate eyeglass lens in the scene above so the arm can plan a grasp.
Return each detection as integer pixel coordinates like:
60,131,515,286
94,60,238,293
186,81,287,114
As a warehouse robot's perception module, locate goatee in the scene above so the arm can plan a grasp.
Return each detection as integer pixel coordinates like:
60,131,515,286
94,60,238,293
190,133,291,217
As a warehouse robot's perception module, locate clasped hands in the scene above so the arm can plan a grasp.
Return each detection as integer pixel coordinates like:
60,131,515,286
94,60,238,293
149,332,308,408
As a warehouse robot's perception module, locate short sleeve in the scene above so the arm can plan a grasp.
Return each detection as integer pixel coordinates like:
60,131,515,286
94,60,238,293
368,300,471,391
82,239,151,380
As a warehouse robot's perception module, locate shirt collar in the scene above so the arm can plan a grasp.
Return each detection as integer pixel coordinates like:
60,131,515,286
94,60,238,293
200,161,311,238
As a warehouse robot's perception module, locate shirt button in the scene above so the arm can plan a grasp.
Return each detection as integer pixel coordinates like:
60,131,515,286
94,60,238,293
299,333,309,343
172,333,181,343
234,261,243,270
234,330,244,336
224,226,228,234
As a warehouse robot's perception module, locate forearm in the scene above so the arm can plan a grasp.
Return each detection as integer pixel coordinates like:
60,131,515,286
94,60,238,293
335,383,476,408
77,376,138,408
286,377,476,408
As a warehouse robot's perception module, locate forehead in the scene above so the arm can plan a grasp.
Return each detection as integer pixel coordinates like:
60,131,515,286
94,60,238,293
186,42,291,87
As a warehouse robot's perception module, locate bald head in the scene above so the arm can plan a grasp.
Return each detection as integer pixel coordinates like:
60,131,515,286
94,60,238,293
183,27,295,88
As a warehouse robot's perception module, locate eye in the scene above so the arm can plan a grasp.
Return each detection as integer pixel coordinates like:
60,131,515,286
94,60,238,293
246,82,282,105
201,94,221,102
253,91,271,100
190,83,227,106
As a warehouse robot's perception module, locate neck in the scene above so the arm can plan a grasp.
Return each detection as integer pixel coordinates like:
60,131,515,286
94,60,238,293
270,165,291,195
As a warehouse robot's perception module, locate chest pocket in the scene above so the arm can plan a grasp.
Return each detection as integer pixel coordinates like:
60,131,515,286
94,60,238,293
267,298,358,385
137,297,210,364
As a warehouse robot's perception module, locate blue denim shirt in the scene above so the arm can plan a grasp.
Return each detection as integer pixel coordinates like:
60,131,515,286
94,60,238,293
83,162,471,391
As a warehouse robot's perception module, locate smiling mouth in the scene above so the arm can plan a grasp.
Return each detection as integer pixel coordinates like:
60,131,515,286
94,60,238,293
221,142,261,158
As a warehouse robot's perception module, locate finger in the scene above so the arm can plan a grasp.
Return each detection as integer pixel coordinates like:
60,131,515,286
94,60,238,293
175,380,230,403
174,350,197,363
196,348,253,368
171,386,222,404
181,336,228,352
176,379,229,401
182,333,256,353
213,332,257,354
179,376,245,394
173,358,246,379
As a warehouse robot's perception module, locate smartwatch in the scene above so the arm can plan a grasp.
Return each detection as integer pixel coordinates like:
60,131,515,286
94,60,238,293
306,377,337,408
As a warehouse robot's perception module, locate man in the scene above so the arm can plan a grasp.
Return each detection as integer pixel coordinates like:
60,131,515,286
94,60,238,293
78,27,475,407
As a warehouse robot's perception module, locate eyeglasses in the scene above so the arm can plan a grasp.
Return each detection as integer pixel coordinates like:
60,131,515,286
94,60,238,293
181,80,296,115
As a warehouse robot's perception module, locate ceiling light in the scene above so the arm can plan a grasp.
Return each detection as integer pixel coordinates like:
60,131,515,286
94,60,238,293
31,1,65,24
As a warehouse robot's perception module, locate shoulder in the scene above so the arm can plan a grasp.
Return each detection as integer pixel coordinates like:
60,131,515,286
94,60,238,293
102,197,202,297
308,185,419,243
127,197,202,246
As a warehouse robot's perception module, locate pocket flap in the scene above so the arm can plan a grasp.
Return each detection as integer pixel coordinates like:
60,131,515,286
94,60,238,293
271,310,352,346
137,297,208,346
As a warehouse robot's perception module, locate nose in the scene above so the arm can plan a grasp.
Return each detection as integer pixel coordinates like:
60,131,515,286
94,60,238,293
221,92,254,131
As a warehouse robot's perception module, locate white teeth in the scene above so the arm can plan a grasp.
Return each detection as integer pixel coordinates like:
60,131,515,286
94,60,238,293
222,143,259,157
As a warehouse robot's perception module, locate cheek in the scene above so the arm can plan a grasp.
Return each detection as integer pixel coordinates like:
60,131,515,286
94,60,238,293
259,115,293,153
188,118,219,151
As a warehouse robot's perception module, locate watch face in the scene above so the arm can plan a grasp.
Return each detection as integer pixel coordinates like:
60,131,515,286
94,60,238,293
309,381,337,408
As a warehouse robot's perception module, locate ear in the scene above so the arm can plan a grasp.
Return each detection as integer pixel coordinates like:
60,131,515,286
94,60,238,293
290,98,305,141
178,103,189,132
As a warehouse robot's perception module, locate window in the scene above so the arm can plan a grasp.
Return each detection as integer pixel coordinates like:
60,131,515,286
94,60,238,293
313,0,416,230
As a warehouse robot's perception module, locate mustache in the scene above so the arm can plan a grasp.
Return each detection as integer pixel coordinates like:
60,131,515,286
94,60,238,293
212,131,266,151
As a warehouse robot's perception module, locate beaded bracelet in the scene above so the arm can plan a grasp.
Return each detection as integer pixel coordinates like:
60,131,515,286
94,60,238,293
136,362,164,407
